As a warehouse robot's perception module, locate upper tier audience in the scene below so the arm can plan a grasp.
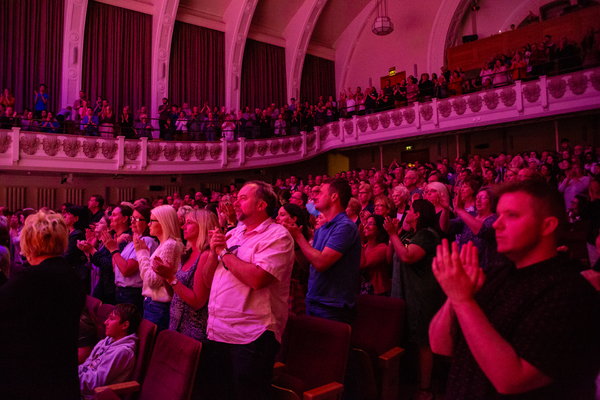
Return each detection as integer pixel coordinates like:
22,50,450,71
2,27,598,143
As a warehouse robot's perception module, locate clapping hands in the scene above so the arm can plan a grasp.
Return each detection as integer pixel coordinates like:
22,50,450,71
432,240,485,305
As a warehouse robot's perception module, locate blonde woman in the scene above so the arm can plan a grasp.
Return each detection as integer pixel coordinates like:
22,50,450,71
154,209,218,340
1,211,85,400
134,205,183,332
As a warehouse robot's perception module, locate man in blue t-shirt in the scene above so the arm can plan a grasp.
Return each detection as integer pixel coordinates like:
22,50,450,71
283,178,360,324
34,84,49,120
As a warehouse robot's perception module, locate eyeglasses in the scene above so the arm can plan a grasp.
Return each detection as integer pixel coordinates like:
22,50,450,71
130,216,146,222
148,219,159,225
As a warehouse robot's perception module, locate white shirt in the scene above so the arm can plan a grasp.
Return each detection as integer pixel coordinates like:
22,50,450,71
115,236,158,288
207,218,294,344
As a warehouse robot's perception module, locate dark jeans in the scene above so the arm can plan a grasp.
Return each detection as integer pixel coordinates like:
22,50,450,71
116,286,143,313
306,299,356,324
194,330,280,400
143,298,170,333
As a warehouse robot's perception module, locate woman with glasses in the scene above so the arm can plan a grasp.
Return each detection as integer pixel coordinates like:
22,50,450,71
152,210,217,340
439,188,506,273
78,205,133,305
107,205,158,311
384,200,443,400
373,195,393,218
134,205,183,332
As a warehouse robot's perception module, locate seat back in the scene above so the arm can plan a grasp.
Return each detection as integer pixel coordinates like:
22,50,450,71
283,315,351,391
130,319,157,386
86,295,102,316
96,303,116,339
351,295,405,357
139,330,202,400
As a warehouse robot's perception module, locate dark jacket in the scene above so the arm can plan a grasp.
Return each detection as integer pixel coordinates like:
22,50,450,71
0,256,86,399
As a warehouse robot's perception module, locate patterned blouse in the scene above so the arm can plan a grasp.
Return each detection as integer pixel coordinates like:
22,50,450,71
169,254,208,341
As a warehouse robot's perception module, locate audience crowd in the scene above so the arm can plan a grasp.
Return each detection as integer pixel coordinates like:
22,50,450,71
1,134,600,399
1,29,598,143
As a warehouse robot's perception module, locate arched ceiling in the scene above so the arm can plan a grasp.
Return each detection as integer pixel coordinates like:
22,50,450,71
173,0,372,52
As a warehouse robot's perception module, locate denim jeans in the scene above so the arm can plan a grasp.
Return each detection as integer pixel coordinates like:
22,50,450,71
305,299,356,324
143,298,171,333
116,286,143,313
194,331,280,400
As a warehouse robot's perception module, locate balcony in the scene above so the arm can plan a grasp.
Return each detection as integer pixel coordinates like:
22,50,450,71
1,68,599,175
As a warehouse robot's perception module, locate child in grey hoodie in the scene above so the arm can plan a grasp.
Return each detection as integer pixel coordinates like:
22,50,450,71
79,303,142,399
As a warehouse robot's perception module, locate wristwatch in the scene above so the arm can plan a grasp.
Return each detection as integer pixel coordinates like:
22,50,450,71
218,247,231,263
170,277,179,287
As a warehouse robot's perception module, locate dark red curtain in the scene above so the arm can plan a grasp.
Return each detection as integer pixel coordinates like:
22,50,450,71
169,21,225,110
0,0,64,113
82,2,151,117
240,39,287,111
300,54,336,105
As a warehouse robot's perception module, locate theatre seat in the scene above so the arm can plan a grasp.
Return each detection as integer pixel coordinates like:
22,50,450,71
272,314,351,400
94,330,201,400
126,318,157,400
351,295,405,400
86,295,102,316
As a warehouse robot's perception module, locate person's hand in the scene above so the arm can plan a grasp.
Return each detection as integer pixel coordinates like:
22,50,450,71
359,210,371,221
217,205,227,227
282,220,302,240
34,90,38,96
117,233,132,244
440,192,451,210
100,231,119,252
209,228,228,254
77,240,95,254
455,191,465,211
411,192,420,203
358,223,366,243
383,217,400,236
581,270,600,291
85,228,94,242
432,240,483,305
133,233,149,253
152,257,175,282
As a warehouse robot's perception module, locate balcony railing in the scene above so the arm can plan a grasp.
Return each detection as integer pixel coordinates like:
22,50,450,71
1,68,599,175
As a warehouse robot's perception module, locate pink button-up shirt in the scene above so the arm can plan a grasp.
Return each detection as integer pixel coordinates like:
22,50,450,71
207,218,294,344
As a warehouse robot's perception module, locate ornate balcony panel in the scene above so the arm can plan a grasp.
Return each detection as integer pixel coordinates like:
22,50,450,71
2,69,600,175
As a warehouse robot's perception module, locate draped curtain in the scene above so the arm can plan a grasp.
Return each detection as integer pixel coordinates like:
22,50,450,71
169,21,225,110
300,54,336,105
81,2,151,117
240,39,287,111
0,0,64,113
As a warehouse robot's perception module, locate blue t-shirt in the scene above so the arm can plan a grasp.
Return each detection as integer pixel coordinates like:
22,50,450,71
35,93,49,111
306,211,361,308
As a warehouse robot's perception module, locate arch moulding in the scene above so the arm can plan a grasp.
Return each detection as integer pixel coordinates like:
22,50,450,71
150,0,180,123
284,0,329,102
224,0,259,112
61,0,90,109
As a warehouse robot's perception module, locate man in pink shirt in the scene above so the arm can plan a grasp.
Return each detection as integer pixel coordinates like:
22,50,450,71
200,181,294,400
